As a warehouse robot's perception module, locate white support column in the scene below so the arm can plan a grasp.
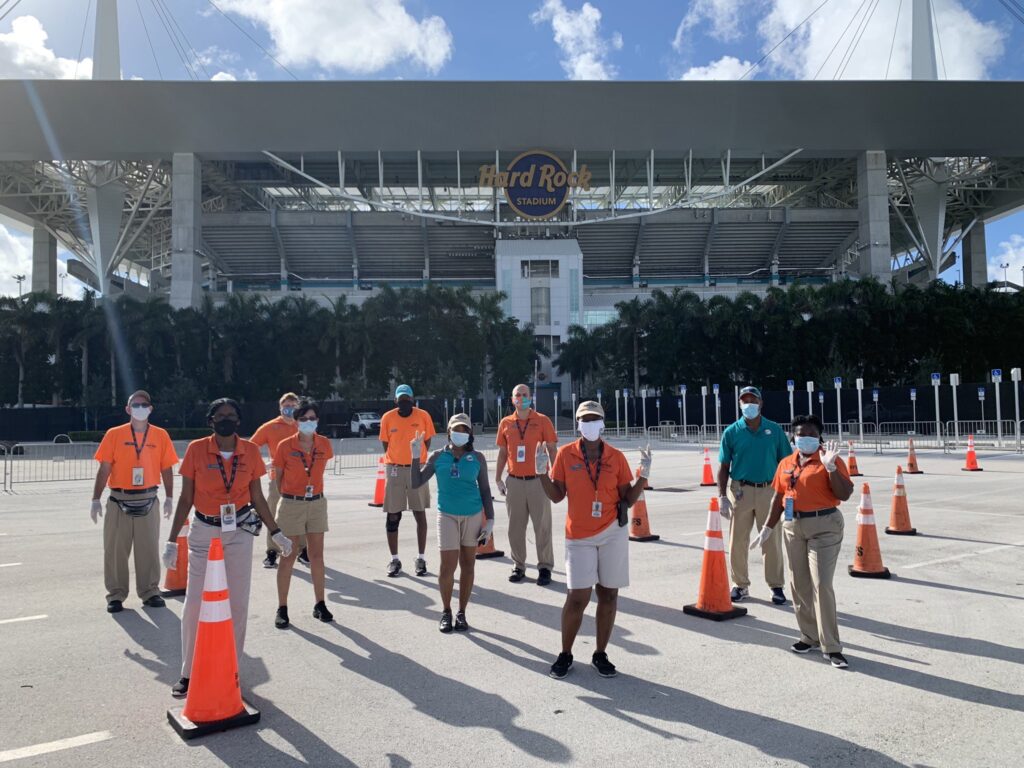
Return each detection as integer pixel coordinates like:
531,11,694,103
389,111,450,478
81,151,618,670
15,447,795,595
170,153,203,309
856,151,892,285
93,0,121,80
86,180,126,292
31,227,57,294
911,0,938,81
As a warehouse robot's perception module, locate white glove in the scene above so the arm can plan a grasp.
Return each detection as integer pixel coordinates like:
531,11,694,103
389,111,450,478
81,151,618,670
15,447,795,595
821,440,840,472
163,497,174,519
273,530,293,558
749,525,774,551
90,499,102,524
718,496,732,520
410,430,425,459
639,443,652,479
496,479,507,496
162,541,178,570
535,443,549,475
477,519,495,547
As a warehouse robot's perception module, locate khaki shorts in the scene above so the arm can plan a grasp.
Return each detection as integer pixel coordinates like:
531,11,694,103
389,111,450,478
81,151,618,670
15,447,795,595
383,465,431,514
277,496,329,537
565,521,630,590
437,511,482,550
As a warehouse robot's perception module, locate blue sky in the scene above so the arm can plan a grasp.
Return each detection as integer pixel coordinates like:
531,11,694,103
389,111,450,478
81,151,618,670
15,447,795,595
1,0,1024,294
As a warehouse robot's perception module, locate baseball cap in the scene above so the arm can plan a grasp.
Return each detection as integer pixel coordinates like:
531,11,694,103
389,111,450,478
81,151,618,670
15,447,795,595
575,400,605,419
447,413,472,431
395,384,414,400
739,386,762,399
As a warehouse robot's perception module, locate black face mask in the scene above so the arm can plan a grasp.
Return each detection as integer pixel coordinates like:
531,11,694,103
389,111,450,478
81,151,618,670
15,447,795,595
212,420,239,437
397,401,413,417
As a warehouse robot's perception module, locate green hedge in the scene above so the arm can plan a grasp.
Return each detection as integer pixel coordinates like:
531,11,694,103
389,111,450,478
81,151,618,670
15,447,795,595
66,428,213,443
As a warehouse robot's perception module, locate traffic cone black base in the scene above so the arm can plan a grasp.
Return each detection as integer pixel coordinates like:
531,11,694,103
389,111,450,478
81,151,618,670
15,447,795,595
848,565,892,579
167,700,260,741
475,549,504,560
884,527,917,536
160,586,186,598
683,604,747,621
960,468,983,472
630,533,661,542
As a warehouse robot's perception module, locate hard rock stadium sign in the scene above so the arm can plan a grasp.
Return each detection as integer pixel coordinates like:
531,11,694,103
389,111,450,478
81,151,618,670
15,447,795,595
478,150,592,220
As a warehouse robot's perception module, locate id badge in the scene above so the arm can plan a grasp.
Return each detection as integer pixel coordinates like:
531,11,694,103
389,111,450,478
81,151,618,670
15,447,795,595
516,445,526,463
131,467,145,487
450,464,460,479
784,495,795,522
305,484,314,499
591,501,602,518
390,465,399,478
220,503,237,531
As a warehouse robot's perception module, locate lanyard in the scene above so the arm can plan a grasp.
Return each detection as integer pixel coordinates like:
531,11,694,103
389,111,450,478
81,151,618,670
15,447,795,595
788,456,815,491
578,439,604,496
297,441,318,479
514,414,531,442
130,425,150,461
215,453,239,493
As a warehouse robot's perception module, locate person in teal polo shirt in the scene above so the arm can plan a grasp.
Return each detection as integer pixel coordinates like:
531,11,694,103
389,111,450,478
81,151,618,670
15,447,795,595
410,413,496,633
717,386,793,605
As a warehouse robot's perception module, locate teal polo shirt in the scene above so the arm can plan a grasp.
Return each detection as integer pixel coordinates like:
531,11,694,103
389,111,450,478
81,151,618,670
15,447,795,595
718,417,792,484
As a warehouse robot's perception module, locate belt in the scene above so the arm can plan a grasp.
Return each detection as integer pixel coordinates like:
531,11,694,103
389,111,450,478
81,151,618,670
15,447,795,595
508,474,538,480
111,486,159,495
736,480,771,488
388,463,411,467
793,507,838,519
195,504,254,527
281,493,323,501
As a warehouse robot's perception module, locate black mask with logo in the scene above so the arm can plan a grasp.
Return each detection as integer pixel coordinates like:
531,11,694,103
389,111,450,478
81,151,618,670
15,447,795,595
397,401,413,417
212,420,239,437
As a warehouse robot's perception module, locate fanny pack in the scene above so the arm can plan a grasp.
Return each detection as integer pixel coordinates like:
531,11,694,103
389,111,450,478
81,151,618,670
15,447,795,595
237,506,263,537
113,497,156,517
617,498,630,527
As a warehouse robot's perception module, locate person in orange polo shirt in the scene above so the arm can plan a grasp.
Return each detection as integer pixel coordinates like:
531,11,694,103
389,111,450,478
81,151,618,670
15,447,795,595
251,392,302,569
271,399,334,629
379,384,435,578
495,383,558,586
759,414,853,669
91,390,179,614
163,397,291,700
539,400,650,680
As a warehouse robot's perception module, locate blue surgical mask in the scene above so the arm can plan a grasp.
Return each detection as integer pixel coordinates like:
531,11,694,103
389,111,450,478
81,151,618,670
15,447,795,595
281,406,295,418
795,436,821,455
450,431,471,447
297,420,317,435
516,397,532,409
741,403,760,419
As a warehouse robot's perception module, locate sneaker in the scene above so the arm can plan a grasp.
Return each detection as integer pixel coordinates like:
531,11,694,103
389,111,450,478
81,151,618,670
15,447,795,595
508,567,526,583
549,652,573,679
106,600,123,614
387,559,402,578
536,568,552,587
791,641,817,654
730,586,749,602
591,651,618,678
171,677,189,699
143,595,166,608
454,611,469,632
439,610,453,633
313,601,333,623
827,652,849,669
297,548,310,567
275,606,290,629
771,588,788,605
415,557,427,577
263,550,278,569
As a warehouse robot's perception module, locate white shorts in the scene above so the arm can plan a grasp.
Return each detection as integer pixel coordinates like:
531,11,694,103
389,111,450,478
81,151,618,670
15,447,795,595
565,522,630,590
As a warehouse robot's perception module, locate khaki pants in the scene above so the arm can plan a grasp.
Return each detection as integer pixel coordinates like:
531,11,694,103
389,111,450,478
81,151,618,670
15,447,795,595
181,518,253,678
384,465,430,513
783,511,844,654
264,482,307,554
727,481,785,589
103,494,161,602
506,477,554,571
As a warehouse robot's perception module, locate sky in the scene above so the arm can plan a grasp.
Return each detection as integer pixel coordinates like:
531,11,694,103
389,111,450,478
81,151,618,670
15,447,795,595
2,0,1024,297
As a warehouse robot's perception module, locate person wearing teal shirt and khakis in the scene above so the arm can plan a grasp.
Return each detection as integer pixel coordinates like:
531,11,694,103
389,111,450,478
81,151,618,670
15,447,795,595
717,386,793,605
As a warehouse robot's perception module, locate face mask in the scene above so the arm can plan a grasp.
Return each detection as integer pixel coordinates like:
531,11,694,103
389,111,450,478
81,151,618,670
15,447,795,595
213,419,238,437
795,436,821,455
741,403,760,419
397,400,413,416
450,431,471,447
130,405,152,421
578,419,604,442
297,420,317,435
281,406,295,418
516,397,532,409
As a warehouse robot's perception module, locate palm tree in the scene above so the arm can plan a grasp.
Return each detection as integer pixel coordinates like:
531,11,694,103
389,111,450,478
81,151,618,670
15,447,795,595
613,296,649,393
555,324,605,398
0,294,43,406
70,291,107,406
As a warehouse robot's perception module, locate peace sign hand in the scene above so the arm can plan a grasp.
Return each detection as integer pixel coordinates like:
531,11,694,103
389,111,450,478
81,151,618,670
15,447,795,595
639,443,652,479
410,430,425,459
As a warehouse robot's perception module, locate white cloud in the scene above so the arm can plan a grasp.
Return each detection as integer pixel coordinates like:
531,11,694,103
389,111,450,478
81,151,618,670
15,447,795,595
0,15,92,79
680,54,753,80
0,223,32,298
532,0,623,80
216,0,453,75
211,71,237,81
991,233,1024,284
673,0,746,49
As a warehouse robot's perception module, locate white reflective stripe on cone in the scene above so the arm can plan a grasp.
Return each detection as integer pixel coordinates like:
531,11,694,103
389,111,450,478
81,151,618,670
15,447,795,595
856,514,875,524
199,598,232,623
704,536,726,551
203,561,228,592
706,513,722,532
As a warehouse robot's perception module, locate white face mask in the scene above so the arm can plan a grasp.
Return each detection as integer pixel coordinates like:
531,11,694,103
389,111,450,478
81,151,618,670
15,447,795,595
297,420,318,435
450,431,471,447
130,405,152,422
578,419,604,441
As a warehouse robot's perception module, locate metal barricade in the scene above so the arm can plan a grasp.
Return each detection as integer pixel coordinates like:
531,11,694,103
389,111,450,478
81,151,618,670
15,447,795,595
942,420,1019,448
6,442,97,487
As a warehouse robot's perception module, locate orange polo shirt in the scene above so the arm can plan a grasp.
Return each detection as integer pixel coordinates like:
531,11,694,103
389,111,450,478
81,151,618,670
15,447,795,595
550,439,634,540
250,416,298,478
94,423,179,489
379,407,435,464
179,435,266,517
496,410,557,477
772,451,851,512
273,434,334,496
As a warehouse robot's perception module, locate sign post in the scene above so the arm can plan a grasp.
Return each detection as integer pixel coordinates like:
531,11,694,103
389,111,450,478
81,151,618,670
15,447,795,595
806,380,814,416
834,377,843,443
1011,368,1022,451
614,389,621,437
623,389,630,436
872,388,880,434
855,378,864,442
640,388,648,432
818,391,825,424
931,373,941,442
553,393,559,434
950,374,960,443
787,379,795,424
993,369,1003,447
713,384,721,441
679,384,688,434
701,385,708,438
910,388,917,434
978,386,986,428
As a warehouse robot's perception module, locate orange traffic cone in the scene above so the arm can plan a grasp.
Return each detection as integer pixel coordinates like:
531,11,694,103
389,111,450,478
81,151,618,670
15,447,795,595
476,513,505,560
961,434,983,472
161,520,189,597
683,498,747,621
368,456,386,507
629,469,660,542
699,447,716,487
905,438,923,474
847,442,863,477
168,537,259,739
885,465,917,536
849,483,891,579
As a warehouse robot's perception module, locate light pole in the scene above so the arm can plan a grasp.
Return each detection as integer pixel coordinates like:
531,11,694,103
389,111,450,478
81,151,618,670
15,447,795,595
59,272,67,295
1001,262,1010,286
13,274,25,297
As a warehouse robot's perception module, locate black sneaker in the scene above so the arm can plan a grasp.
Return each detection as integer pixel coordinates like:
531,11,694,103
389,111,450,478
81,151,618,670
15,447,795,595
549,652,573,679
313,601,333,623
263,550,278,569
454,611,469,632
387,559,401,577
791,641,817,654
536,568,552,586
591,651,618,678
771,588,788,605
439,610,453,633
143,595,166,608
171,677,189,699
297,548,310,567
275,606,290,629
827,652,849,669
508,567,526,583
106,600,123,614
415,557,427,577
730,586,749,602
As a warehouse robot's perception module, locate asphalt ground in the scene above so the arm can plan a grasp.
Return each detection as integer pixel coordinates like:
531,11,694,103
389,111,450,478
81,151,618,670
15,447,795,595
1,444,1022,767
